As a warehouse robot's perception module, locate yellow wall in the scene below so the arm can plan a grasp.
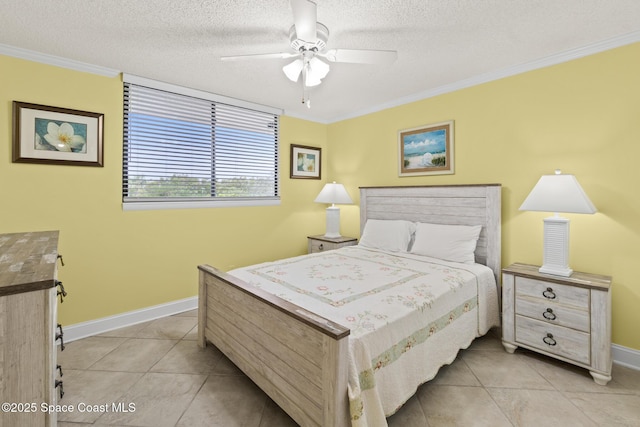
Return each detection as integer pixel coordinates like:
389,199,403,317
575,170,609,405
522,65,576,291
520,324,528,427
328,42,640,350
0,54,328,325
2,42,639,351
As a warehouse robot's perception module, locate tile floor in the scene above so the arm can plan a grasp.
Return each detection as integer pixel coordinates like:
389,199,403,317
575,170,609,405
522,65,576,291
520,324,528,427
57,310,640,427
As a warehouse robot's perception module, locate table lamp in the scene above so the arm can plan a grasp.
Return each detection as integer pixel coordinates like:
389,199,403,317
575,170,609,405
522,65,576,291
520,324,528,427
519,170,596,277
314,182,353,238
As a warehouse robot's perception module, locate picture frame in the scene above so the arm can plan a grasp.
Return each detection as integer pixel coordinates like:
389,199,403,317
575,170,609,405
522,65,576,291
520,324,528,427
12,101,104,167
398,120,454,176
290,144,321,179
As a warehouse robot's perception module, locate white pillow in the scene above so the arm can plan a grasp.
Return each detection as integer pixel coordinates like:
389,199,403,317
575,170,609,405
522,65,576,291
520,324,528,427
358,219,416,252
410,222,482,264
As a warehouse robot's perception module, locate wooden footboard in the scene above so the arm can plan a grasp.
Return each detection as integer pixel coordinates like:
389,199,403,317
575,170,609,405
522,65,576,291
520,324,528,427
198,265,351,427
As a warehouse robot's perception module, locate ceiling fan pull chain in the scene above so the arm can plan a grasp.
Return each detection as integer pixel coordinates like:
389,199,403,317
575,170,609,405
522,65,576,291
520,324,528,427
301,83,310,108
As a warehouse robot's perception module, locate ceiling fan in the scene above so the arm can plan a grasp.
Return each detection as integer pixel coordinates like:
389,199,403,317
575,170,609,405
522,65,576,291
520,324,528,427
221,0,397,107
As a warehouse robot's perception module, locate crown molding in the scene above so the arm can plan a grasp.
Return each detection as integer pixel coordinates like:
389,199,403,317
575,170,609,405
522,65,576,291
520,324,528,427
328,31,640,124
0,43,120,77
2,30,639,124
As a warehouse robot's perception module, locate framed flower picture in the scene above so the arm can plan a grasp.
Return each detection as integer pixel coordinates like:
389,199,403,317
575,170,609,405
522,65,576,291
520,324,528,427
12,101,104,167
290,144,321,179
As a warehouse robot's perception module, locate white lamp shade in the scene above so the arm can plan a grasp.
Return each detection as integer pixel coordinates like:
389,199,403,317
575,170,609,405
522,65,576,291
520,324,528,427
304,68,322,87
314,182,353,205
283,59,304,82
309,57,330,79
283,57,330,87
519,171,596,214
303,58,330,87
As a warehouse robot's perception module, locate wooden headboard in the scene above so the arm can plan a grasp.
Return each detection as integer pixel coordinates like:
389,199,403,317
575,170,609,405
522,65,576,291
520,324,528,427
359,184,502,285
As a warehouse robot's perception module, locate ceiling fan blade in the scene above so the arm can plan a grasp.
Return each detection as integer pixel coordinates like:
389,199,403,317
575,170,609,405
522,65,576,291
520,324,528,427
320,49,397,64
291,0,317,43
221,52,299,61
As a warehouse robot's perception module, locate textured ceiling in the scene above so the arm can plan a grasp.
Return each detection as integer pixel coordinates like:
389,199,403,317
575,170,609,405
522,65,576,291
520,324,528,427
1,0,640,123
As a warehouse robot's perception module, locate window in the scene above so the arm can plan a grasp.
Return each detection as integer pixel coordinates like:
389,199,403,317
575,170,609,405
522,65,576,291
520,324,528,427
122,75,280,210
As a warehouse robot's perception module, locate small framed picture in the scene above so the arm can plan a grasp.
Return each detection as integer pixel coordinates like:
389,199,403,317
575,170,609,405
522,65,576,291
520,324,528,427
399,120,454,176
290,144,321,179
12,101,104,167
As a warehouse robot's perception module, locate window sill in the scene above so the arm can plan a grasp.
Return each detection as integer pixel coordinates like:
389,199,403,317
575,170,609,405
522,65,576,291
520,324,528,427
122,198,280,211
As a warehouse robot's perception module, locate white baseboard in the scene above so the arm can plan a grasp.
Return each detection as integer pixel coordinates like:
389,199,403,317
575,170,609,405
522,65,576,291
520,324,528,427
63,296,198,343
612,343,640,371
62,297,640,372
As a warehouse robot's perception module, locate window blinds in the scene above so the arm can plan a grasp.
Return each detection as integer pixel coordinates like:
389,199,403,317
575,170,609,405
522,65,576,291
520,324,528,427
122,78,279,207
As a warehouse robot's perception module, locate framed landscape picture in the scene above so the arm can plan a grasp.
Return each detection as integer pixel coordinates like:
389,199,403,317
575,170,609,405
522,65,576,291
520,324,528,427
12,101,104,166
290,144,321,179
398,120,454,176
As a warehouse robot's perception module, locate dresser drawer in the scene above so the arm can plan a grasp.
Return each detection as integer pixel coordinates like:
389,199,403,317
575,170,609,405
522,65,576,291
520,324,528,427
515,295,589,332
515,277,589,309
515,315,590,365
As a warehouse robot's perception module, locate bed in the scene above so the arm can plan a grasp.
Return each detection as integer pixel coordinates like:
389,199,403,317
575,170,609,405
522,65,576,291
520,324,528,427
198,184,501,427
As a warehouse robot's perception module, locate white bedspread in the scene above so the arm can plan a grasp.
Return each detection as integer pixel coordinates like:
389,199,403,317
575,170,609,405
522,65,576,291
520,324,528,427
228,246,500,426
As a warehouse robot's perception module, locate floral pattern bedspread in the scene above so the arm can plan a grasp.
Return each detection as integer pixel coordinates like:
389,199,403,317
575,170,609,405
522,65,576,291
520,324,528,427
228,246,500,427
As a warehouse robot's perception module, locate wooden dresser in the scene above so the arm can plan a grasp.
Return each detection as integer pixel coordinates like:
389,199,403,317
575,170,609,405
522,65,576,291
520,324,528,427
501,263,612,385
0,231,65,426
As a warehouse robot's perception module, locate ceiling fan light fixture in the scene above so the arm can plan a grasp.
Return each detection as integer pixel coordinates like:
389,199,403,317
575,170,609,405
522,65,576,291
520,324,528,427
301,56,329,87
303,66,322,87
309,57,330,79
283,58,304,82
222,1,398,108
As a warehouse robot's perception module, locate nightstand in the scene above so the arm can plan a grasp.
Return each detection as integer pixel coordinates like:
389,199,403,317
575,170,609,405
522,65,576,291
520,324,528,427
501,263,612,385
307,235,357,254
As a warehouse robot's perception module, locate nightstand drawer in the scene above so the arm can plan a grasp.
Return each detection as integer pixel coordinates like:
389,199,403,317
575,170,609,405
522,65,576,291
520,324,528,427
516,315,590,365
307,235,357,254
515,295,589,332
309,239,331,253
515,277,589,309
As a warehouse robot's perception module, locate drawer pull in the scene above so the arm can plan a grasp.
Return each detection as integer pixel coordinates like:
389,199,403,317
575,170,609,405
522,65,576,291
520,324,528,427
56,280,67,303
55,379,64,399
542,287,556,299
542,308,557,321
57,364,64,377
57,254,65,266
543,333,557,346
318,243,324,251
56,323,65,351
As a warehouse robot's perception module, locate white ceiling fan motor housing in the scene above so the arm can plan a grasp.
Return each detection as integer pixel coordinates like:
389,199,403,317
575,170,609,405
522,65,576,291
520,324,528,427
289,22,329,52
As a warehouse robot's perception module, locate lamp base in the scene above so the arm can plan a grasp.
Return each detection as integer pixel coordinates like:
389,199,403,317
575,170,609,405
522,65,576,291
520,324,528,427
323,206,341,238
540,216,572,277
539,265,573,277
